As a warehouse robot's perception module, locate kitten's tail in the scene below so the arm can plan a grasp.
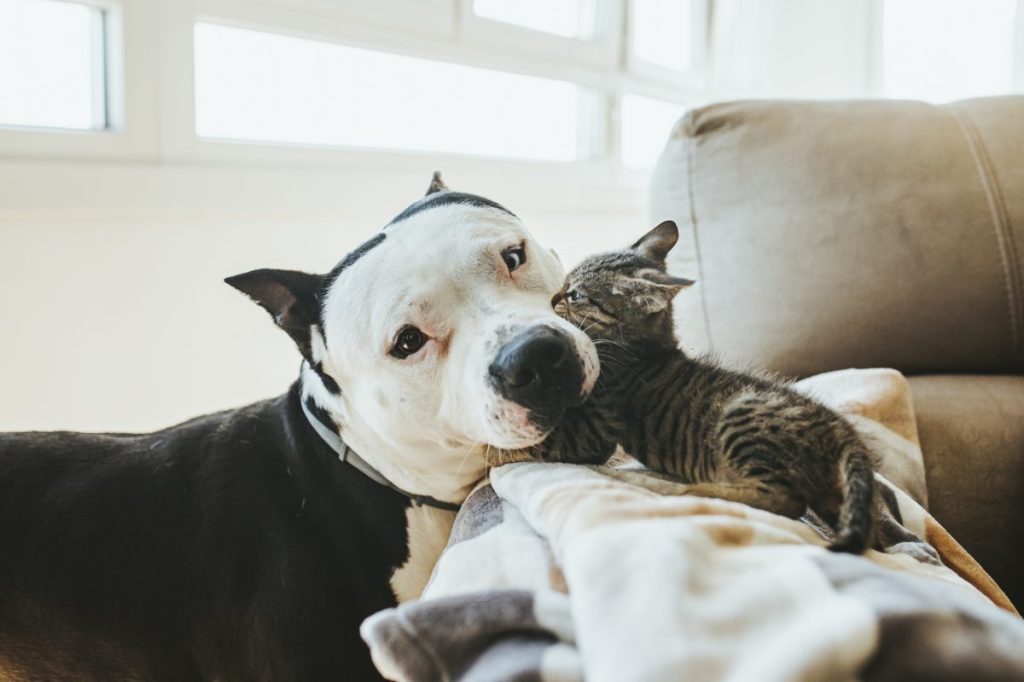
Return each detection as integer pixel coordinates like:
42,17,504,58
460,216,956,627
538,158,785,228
829,446,876,553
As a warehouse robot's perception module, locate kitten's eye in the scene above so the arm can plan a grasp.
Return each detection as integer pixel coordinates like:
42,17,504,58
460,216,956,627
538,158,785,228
502,245,526,273
566,289,583,302
390,326,428,359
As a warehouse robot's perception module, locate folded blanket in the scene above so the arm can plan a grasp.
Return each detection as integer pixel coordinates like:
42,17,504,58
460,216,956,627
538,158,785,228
362,369,1023,681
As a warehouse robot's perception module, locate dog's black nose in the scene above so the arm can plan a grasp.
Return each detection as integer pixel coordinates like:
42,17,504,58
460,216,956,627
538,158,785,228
489,326,585,423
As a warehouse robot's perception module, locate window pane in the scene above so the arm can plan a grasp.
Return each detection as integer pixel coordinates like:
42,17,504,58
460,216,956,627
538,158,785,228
473,0,598,39
631,0,693,72
621,94,685,168
882,0,1017,102
0,0,106,130
194,23,589,161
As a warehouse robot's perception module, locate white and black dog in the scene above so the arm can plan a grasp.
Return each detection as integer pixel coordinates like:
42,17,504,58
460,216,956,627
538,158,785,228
0,174,598,681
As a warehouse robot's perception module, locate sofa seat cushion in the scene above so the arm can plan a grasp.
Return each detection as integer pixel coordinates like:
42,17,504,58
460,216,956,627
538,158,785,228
909,374,1024,607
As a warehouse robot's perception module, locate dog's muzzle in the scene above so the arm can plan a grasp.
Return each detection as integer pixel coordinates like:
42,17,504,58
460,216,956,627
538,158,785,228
488,326,586,426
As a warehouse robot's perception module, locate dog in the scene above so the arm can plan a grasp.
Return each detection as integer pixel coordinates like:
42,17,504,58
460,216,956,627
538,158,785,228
0,173,599,681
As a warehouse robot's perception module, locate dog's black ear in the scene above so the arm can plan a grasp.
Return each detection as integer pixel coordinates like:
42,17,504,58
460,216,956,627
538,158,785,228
225,269,324,358
630,220,679,263
425,170,449,196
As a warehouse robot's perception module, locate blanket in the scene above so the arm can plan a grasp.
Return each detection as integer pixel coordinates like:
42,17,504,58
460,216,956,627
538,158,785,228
362,369,1023,681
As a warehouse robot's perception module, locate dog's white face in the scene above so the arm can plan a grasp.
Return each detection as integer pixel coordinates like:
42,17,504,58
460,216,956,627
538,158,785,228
318,200,597,444
229,182,598,503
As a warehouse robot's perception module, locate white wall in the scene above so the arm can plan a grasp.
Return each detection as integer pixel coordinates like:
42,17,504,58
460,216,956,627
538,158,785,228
0,159,647,431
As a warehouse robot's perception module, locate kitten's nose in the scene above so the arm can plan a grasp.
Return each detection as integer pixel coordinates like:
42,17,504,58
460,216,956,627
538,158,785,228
489,326,584,423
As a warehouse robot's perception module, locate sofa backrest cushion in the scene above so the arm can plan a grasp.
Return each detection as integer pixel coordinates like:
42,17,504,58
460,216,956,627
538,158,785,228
650,97,1024,376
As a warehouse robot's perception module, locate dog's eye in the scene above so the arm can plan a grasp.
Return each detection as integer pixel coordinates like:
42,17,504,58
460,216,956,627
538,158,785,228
566,290,583,302
390,326,428,359
502,245,526,273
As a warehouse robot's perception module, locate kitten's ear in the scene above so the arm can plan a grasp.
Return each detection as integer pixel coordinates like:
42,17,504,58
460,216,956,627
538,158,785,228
630,220,679,262
628,269,694,313
640,269,695,290
225,269,325,359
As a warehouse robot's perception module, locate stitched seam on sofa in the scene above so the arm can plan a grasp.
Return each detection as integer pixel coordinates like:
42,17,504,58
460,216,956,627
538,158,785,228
686,136,715,352
947,104,1023,368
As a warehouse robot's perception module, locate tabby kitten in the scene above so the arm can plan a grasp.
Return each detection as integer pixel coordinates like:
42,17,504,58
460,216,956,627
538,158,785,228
530,221,877,554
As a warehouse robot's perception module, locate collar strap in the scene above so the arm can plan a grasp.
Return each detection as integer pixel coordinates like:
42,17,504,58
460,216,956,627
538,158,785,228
300,399,461,512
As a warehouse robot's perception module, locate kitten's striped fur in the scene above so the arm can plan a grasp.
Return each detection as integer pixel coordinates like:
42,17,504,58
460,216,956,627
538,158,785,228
530,221,877,553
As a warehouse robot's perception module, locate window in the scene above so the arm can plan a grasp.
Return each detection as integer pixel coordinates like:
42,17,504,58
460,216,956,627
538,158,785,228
880,0,1019,102
194,23,596,162
1,0,712,168
630,0,696,72
0,0,108,131
620,94,686,168
472,0,599,40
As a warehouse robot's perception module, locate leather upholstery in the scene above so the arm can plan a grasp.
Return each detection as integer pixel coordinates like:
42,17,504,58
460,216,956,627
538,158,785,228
651,97,1024,376
909,375,1024,607
650,97,1024,606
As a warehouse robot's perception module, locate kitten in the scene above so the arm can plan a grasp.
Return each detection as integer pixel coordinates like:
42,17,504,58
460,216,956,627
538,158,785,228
527,220,878,553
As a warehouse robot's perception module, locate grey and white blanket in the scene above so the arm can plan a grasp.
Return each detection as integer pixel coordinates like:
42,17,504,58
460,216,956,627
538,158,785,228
362,369,1023,681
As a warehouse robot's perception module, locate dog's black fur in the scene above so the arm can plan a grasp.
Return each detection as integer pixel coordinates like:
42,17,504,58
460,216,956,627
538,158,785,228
0,382,411,680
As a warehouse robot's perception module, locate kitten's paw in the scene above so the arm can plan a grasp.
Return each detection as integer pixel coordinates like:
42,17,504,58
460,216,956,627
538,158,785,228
884,541,942,565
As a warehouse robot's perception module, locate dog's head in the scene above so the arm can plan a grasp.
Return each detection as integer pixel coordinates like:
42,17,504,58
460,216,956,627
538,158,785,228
227,174,598,498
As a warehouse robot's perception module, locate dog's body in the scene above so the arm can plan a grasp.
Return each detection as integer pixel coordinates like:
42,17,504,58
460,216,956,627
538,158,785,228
0,386,409,680
0,176,598,680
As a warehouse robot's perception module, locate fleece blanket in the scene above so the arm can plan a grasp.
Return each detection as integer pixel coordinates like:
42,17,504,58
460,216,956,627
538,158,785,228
362,369,1023,681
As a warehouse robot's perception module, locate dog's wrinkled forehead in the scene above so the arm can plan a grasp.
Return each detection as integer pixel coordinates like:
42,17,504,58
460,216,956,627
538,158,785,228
318,191,517,308
317,187,551,355
386,190,516,227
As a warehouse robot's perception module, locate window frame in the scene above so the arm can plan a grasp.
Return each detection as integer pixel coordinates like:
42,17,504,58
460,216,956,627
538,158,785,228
459,0,623,70
0,0,710,173
624,0,711,93
0,0,110,132
0,0,158,160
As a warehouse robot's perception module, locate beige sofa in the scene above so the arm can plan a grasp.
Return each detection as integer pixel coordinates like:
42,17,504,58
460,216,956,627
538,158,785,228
650,96,1024,607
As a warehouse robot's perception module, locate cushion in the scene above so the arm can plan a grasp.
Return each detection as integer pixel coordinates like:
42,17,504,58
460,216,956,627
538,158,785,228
908,374,1024,607
651,97,1024,377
